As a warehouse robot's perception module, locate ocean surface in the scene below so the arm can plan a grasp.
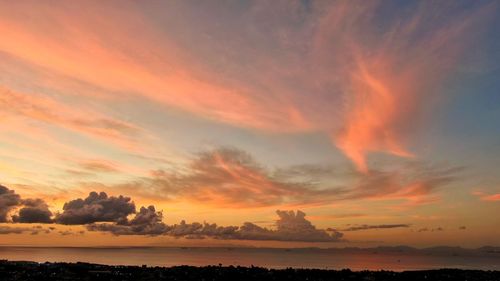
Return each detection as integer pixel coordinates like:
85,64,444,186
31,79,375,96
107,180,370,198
1,247,499,271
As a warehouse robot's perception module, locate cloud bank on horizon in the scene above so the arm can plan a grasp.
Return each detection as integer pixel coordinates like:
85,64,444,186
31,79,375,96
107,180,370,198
1,185,344,242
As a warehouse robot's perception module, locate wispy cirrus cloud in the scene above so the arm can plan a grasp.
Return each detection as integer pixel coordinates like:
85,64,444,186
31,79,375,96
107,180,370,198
77,160,119,174
320,1,496,172
103,147,461,208
0,87,141,151
0,1,495,172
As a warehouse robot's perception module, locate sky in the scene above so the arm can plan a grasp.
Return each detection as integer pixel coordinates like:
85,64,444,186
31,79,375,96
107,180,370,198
0,0,499,248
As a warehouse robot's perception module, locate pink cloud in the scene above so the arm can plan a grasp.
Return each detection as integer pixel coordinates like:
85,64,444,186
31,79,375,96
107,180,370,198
0,1,495,173
0,87,141,151
473,191,500,202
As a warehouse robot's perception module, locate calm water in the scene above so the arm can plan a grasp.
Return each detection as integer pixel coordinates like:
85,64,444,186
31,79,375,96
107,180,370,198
1,247,499,271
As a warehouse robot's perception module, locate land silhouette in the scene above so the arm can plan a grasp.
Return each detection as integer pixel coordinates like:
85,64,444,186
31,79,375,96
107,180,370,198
1,260,500,281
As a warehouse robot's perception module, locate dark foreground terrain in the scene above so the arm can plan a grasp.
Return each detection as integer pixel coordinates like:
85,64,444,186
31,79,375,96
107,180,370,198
1,260,499,281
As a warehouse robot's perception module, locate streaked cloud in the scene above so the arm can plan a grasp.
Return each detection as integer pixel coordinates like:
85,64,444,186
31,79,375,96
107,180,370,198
113,147,342,207
0,225,53,235
77,160,119,173
473,191,500,202
0,87,141,151
0,226,31,235
0,1,495,172
341,224,410,232
417,227,444,233
109,147,461,208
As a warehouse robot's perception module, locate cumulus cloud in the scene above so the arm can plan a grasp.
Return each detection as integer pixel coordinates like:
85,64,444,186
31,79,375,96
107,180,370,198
55,191,136,225
87,205,169,236
341,224,410,231
0,185,458,242
0,184,54,223
88,209,343,242
0,184,22,222
12,198,53,223
167,221,238,240
235,210,343,242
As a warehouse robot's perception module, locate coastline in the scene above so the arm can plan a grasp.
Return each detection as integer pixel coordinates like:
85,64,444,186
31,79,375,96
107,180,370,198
1,260,499,281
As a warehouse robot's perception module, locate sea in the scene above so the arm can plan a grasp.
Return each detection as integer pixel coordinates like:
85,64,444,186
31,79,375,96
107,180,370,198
1,247,499,271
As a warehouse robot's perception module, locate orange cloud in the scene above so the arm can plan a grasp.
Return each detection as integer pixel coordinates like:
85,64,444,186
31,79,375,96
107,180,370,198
327,2,495,172
0,1,495,173
94,147,460,209
0,87,140,151
0,2,310,133
473,191,500,202
335,59,414,173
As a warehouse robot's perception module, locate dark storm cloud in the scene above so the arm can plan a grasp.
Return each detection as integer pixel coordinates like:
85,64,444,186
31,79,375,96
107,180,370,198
0,184,22,222
55,191,136,225
12,198,53,223
341,224,410,231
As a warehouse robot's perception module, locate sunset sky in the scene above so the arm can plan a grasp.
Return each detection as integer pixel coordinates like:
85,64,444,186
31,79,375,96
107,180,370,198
0,0,499,248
